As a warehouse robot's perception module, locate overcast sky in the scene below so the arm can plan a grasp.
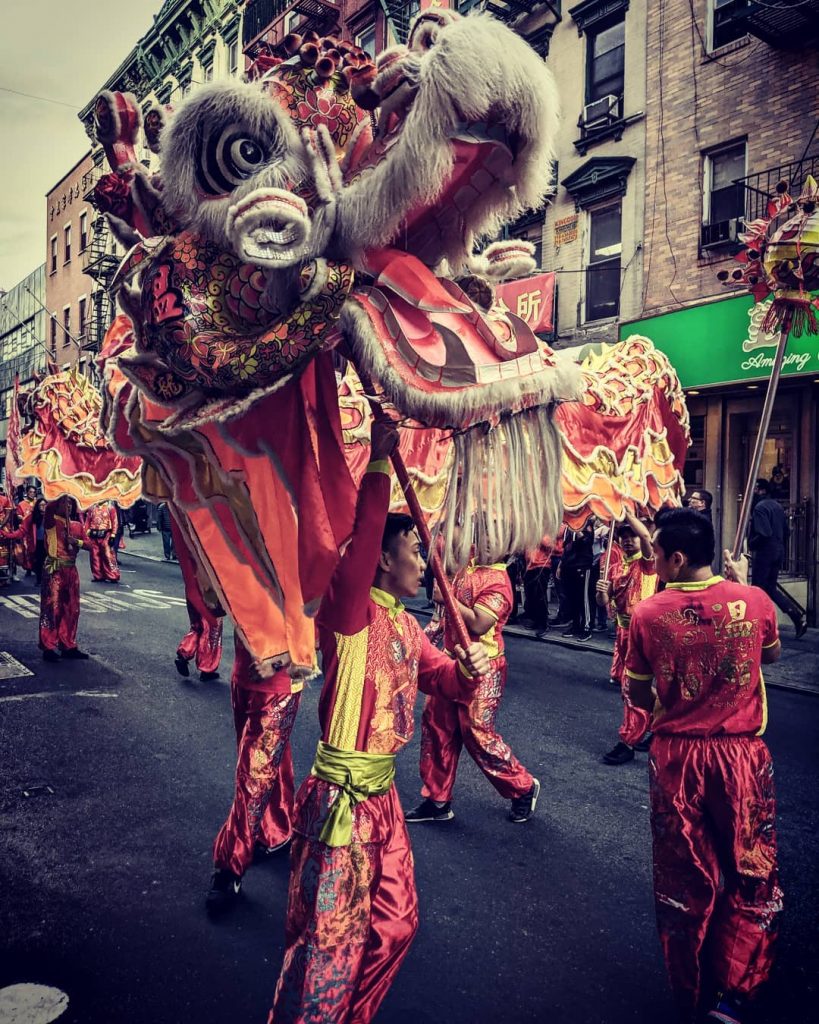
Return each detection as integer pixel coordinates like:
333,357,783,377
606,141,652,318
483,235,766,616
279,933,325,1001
0,1,163,291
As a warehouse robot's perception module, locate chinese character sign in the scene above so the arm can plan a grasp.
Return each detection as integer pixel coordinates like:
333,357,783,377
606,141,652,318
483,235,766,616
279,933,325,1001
496,273,556,335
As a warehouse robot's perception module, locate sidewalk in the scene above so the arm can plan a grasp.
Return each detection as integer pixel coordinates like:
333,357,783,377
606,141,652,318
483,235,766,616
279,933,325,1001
118,530,176,565
404,597,819,698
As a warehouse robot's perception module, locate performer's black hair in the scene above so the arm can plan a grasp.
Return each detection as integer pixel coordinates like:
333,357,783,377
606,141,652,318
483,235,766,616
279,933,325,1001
382,513,417,554
654,507,714,568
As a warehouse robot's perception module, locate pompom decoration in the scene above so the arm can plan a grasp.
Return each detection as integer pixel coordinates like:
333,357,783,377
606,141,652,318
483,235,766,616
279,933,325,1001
729,175,819,336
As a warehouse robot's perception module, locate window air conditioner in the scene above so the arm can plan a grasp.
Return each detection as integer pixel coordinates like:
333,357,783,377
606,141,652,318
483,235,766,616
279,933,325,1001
700,217,743,250
582,94,621,129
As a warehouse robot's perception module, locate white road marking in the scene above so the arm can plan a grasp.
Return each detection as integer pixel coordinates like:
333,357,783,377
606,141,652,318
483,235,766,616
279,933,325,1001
0,983,69,1023
0,691,119,703
0,595,38,619
0,652,34,681
0,586,187,621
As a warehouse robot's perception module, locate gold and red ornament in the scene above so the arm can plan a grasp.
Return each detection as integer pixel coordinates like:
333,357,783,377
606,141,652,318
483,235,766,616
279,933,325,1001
723,175,819,336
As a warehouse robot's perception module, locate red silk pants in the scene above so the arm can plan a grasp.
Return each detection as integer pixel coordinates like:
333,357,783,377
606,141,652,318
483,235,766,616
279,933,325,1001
649,734,782,1016
88,536,120,582
212,644,299,877
39,566,80,653
270,783,418,1024
420,657,533,802
176,600,223,674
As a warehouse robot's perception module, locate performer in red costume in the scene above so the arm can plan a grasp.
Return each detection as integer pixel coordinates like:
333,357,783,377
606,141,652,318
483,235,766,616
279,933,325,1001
597,509,658,765
206,636,301,911
624,507,782,1024
15,485,37,575
406,558,539,824
39,495,91,662
85,500,121,583
170,516,223,682
269,420,489,1024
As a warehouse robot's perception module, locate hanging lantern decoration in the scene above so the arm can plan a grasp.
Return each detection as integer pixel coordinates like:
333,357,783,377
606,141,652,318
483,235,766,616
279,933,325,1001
721,175,819,336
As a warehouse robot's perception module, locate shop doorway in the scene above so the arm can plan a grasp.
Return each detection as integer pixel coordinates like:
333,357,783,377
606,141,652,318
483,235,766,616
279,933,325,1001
723,392,812,613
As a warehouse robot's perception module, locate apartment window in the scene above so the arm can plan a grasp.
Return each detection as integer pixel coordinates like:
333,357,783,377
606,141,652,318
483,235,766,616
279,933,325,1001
227,40,239,76
703,143,746,225
587,19,625,107
62,306,71,346
709,0,748,52
356,25,377,57
585,203,622,322
49,317,57,354
202,59,213,82
79,211,88,252
78,297,87,338
63,224,71,264
50,235,58,274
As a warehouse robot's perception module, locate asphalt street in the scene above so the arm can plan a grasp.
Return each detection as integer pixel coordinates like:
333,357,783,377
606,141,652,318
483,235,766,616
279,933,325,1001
0,550,817,1024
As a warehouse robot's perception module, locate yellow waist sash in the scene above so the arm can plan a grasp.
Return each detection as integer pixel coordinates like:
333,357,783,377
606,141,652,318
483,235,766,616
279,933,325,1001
311,740,396,847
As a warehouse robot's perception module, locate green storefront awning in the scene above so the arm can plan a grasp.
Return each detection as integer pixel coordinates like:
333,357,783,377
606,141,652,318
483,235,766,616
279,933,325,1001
619,294,817,389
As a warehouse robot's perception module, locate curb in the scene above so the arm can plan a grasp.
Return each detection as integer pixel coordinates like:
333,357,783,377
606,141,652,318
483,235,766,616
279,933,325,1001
119,551,179,566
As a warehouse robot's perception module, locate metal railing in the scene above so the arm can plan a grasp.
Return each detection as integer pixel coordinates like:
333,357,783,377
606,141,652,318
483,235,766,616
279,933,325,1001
735,154,819,223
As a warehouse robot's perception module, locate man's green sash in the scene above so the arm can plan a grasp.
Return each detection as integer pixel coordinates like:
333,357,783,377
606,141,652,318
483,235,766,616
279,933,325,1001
311,741,396,847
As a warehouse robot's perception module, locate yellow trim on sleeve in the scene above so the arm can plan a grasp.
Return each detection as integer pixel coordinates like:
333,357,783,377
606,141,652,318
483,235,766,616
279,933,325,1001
327,628,369,750
625,669,654,681
473,602,499,623
365,459,391,476
762,637,781,649
757,669,768,737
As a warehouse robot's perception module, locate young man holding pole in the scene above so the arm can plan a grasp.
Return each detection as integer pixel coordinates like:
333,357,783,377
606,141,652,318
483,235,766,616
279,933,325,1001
406,557,539,825
624,507,782,1024
269,419,489,1024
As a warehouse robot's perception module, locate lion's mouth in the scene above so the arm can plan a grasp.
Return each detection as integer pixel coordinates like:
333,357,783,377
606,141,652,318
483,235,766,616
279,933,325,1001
227,189,310,266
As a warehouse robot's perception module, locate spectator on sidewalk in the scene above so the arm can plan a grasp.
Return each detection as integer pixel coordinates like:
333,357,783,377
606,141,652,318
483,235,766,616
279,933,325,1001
156,501,176,561
559,519,595,642
685,488,713,525
749,479,806,638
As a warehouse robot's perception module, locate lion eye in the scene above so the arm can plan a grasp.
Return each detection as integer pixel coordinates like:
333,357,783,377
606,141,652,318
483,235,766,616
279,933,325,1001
196,123,269,196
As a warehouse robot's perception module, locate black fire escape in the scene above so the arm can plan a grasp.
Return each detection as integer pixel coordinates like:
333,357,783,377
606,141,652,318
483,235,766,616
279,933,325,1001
720,0,819,49
82,170,120,355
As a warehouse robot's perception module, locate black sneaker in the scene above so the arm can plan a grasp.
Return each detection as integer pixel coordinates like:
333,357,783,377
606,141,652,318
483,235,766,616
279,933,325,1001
62,648,90,660
795,616,808,639
704,991,744,1024
174,655,190,678
601,741,635,765
608,676,622,689
577,630,592,642
560,627,575,638
405,798,454,823
199,670,220,682
42,648,61,662
509,778,540,823
206,869,242,913
633,731,653,753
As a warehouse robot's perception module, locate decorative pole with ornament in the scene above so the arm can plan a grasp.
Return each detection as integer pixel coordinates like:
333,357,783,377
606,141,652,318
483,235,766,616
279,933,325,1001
719,175,819,558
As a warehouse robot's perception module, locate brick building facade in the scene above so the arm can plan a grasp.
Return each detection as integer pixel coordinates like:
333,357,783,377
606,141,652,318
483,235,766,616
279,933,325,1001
45,153,97,372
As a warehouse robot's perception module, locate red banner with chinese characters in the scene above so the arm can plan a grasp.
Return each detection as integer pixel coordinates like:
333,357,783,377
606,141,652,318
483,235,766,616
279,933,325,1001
496,273,556,335
420,0,452,9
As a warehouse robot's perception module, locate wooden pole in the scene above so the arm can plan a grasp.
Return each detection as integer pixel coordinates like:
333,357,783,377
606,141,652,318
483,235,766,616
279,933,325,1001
354,367,475,652
732,324,790,560
601,519,617,580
